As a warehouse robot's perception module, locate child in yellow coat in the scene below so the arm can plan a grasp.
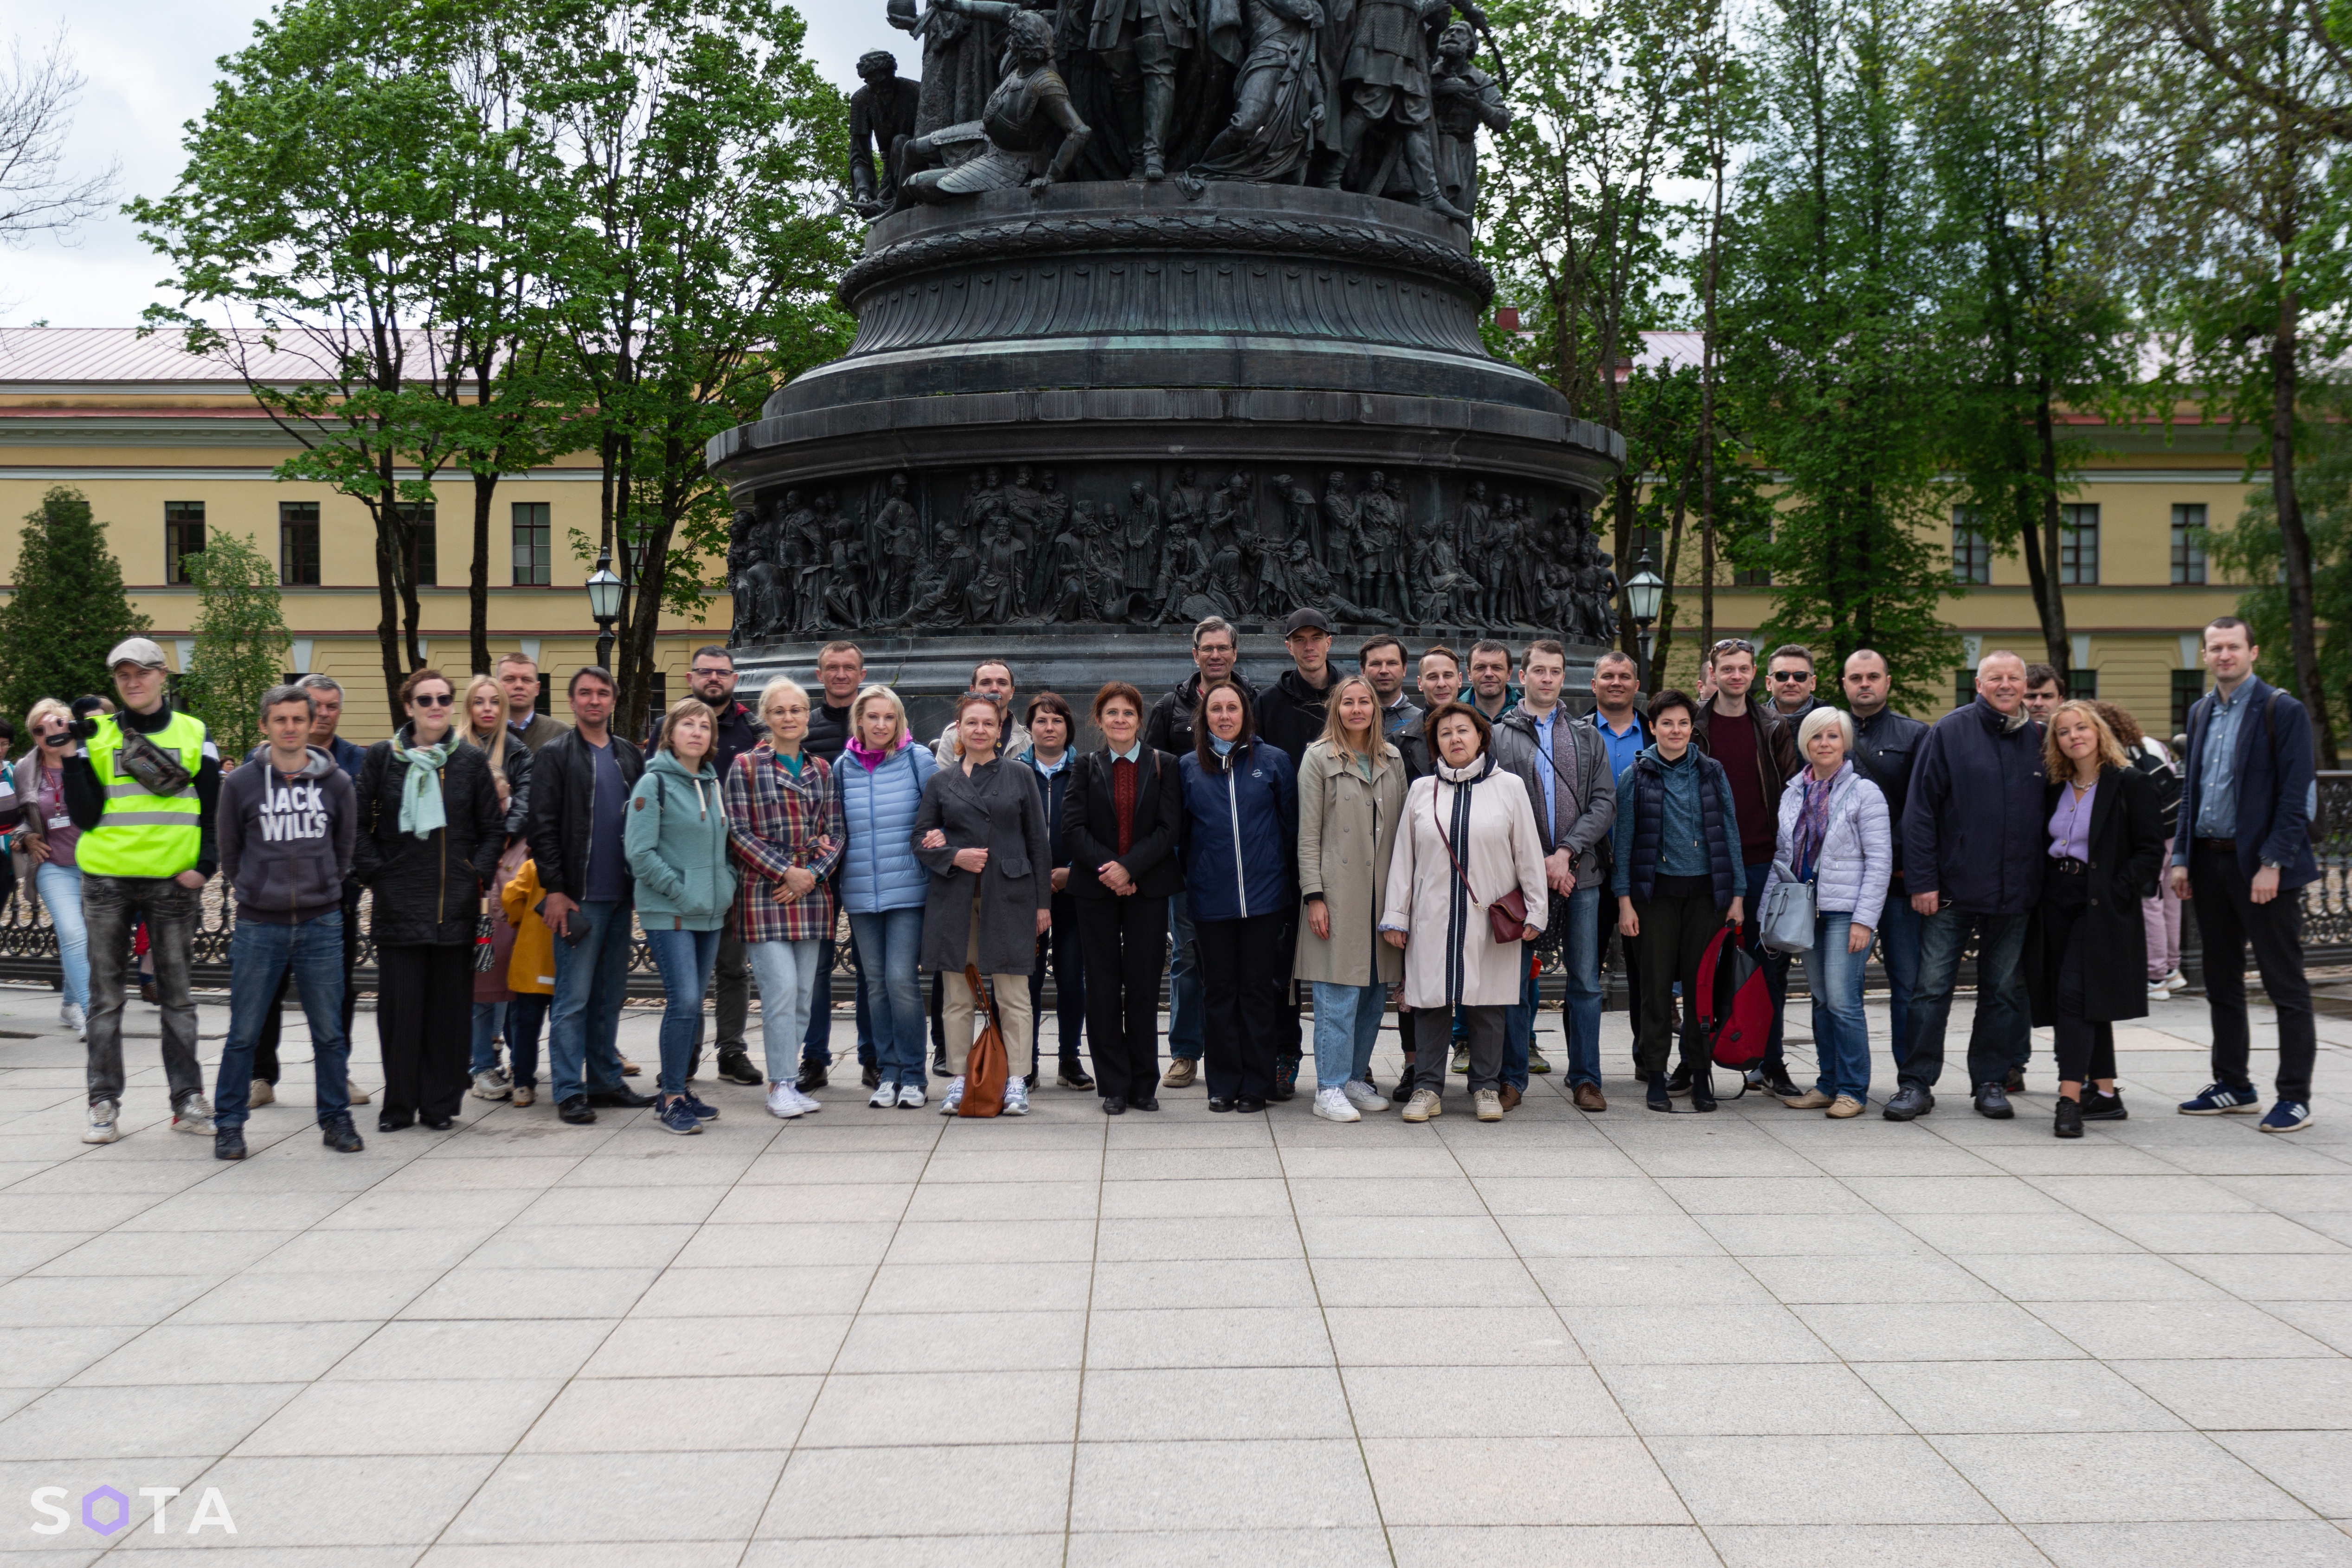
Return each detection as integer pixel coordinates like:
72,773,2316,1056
500,860,558,1107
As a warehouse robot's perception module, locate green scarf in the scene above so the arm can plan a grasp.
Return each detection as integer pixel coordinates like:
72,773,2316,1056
396,736,456,840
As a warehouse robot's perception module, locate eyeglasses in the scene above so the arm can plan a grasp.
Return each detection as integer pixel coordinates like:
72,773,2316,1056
1769,670,1812,682
690,665,733,678
411,693,454,707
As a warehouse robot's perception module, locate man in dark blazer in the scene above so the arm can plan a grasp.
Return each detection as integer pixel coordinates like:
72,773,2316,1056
2172,617,2320,1132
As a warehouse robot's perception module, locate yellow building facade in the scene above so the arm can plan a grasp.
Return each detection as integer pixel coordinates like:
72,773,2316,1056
0,328,729,740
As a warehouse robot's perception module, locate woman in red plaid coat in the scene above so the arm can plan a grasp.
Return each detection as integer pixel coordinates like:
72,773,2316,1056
726,679,846,1121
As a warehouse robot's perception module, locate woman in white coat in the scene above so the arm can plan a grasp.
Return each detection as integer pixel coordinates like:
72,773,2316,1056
1381,701,1548,1124
1760,707,1890,1118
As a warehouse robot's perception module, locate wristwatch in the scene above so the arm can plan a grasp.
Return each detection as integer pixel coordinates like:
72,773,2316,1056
2261,858,2285,871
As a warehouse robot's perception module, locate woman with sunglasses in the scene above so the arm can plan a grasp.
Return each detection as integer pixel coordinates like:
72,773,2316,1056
353,669,504,1131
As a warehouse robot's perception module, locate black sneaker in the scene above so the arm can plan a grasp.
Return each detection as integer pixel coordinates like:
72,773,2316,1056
716,1048,764,1086
213,1129,246,1161
1761,1066,1801,1099
321,1114,365,1153
2053,1096,2084,1138
2081,1088,2128,1121
586,1087,655,1109
1974,1081,2015,1119
2004,1067,2026,1093
558,1095,598,1125
1058,1065,1095,1090
861,1064,881,1089
797,1063,830,1092
1665,1064,1692,1096
1881,1084,1934,1121
1391,1070,1417,1105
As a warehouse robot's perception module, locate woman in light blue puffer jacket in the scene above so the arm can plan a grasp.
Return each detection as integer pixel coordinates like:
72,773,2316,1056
836,685,939,1104
1762,707,1890,1118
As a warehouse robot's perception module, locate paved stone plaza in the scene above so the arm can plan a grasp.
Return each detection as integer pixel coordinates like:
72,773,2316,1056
0,982,2348,1566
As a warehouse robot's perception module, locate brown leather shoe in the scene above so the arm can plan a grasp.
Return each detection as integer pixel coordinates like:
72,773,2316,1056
1162,1057,1198,1089
1572,1082,1607,1112
1498,1084,1522,1112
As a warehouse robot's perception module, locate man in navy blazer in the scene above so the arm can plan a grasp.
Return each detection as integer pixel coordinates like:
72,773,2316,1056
2171,617,2320,1131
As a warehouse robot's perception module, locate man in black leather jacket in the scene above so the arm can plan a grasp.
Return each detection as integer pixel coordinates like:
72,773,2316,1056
1843,649,1929,1076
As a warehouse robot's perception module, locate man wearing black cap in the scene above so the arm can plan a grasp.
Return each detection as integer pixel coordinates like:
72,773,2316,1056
1257,607,1338,770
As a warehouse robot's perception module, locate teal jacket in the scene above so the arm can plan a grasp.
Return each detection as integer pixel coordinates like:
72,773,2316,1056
624,751,738,931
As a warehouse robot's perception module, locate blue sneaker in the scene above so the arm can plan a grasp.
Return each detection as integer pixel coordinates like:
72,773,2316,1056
681,1090,720,1121
2178,1082,2262,1115
2260,1101,2314,1133
656,1097,703,1136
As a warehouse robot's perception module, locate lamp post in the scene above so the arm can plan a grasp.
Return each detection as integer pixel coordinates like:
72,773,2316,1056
586,547,623,674
1625,550,1664,691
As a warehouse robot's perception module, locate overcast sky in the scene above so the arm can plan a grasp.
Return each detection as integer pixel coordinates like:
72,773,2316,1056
2,2,877,327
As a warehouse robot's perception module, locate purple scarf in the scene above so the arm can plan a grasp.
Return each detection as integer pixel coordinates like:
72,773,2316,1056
846,733,907,772
1792,761,1848,879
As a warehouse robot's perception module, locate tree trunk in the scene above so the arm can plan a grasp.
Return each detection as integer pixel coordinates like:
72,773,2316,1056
618,518,676,745
2032,377,2071,680
2273,276,2339,765
371,447,405,716
470,472,496,676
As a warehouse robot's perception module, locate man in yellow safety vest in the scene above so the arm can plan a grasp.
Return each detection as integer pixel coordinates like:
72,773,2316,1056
65,639,222,1145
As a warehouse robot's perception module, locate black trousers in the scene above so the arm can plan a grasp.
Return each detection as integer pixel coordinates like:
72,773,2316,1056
1197,913,1285,1100
1079,893,1169,1104
377,943,474,1121
2191,839,2319,1100
1416,1003,1505,1092
1633,882,1717,1081
1028,892,1088,1070
2044,877,2117,1084
254,882,362,1083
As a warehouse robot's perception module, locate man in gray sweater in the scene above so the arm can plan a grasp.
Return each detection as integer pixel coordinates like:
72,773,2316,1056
211,685,361,1160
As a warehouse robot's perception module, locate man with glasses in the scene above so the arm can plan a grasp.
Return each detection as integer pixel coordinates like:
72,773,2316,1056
1148,619,1254,1088
1766,645,1821,722
1691,637,1803,1100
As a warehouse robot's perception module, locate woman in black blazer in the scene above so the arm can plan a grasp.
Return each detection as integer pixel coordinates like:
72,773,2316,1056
2025,700,2167,1138
1063,681,1185,1113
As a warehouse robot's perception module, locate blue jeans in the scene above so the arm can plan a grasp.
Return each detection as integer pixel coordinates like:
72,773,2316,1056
1875,890,1921,1068
214,910,349,1132
1311,980,1386,1091
1168,890,1204,1060
469,1002,506,1076
1742,861,1792,1069
548,899,631,1105
750,938,826,1085
801,937,878,1072
850,907,927,1089
506,991,547,1089
1555,885,1603,1086
643,926,721,1098
1900,906,2030,1092
36,861,87,1010
1807,909,1871,1103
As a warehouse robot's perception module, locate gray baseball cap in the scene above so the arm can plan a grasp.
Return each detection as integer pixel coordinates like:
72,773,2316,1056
105,637,170,671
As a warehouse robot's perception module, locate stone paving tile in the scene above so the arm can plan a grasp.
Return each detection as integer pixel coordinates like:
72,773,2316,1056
0,990,2344,1555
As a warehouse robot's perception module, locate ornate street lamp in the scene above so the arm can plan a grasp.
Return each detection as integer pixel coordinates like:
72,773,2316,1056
586,546,623,673
1625,551,1664,689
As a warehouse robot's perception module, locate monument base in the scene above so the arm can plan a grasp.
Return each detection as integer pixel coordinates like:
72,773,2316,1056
733,627,1610,744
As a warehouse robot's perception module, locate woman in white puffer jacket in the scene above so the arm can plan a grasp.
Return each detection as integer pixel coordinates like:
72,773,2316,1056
1761,707,1890,1117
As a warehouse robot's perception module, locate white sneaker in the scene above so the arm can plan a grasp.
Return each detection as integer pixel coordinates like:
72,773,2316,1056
1314,1086,1361,1123
470,1070,510,1101
60,1002,85,1038
788,1085,822,1115
83,1099,120,1144
869,1081,896,1108
939,1075,965,1114
897,1083,926,1109
764,1082,805,1119
172,1095,217,1136
348,1084,371,1104
2164,969,2189,992
249,1079,276,1107
1341,1080,1386,1113
1002,1078,1030,1116
2149,982,2173,1002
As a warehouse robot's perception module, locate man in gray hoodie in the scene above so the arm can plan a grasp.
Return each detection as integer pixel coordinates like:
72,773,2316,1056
211,685,361,1160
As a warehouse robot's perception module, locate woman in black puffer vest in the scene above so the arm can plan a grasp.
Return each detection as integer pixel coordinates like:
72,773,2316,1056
353,669,504,1133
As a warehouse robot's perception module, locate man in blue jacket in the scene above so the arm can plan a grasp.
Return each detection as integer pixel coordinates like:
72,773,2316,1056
1886,651,2046,1122
2172,617,2320,1131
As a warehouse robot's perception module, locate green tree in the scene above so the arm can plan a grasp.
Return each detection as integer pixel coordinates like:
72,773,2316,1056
177,531,291,761
1921,0,2142,686
0,487,149,722
1724,0,1961,712
2205,404,2352,736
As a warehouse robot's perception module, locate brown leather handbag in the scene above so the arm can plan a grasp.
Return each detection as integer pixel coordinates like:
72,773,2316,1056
1431,781,1531,946
956,963,1009,1118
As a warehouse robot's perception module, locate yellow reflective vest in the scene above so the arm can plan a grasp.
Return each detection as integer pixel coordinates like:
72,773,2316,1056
78,708,212,879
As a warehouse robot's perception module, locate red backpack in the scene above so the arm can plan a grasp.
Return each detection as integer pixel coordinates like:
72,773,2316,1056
1697,920,1774,1088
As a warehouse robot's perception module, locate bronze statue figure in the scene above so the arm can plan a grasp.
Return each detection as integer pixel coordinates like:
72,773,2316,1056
899,6,1093,204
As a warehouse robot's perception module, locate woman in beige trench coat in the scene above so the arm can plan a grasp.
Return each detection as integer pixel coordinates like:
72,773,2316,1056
1295,676,1407,1124
1382,701,1547,1124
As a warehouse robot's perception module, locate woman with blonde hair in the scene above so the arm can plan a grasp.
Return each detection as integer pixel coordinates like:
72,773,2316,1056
628,695,740,1134
460,673,534,1099
2025,699,2166,1137
19,698,87,1037
838,683,939,1105
726,679,842,1120
1296,674,1406,1122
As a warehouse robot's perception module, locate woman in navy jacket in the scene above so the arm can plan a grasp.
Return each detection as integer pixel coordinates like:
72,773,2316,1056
1021,692,1094,1095
1178,678,1298,1112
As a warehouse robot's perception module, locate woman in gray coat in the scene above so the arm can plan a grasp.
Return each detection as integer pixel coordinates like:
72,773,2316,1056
914,693,1053,1115
1295,675,1406,1123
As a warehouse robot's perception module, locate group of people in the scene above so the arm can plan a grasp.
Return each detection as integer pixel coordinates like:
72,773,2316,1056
52,608,2321,1157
